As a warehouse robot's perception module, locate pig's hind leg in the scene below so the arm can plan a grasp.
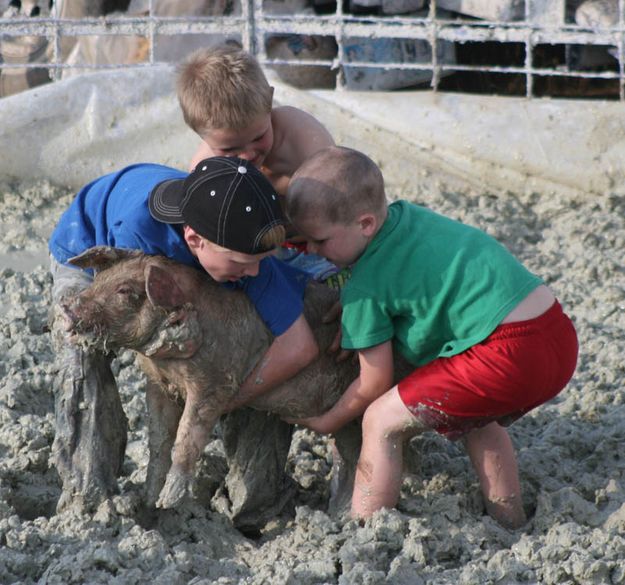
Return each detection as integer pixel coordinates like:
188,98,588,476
328,420,362,517
221,408,296,532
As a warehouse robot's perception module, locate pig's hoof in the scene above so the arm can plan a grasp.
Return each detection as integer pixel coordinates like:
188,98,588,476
155,471,192,509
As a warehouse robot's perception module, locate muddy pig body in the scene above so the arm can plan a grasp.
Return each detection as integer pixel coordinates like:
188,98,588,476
59,246,382,511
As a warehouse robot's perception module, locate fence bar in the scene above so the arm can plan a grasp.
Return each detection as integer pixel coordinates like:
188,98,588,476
0,3,622,99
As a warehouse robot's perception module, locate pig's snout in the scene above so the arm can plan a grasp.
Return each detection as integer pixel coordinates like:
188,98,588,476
55,299,77,333
58,297,88,331
56,295,107,348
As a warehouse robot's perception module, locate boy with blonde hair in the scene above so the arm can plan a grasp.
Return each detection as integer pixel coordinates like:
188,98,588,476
178,44,334,199
178,44,339,280
285,146,578,529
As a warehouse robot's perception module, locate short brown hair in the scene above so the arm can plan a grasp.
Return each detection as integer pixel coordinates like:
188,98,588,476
287,146,387,225
176,44,274,136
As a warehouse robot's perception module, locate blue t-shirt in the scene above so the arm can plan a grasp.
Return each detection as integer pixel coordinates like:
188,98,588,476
49,163,308,336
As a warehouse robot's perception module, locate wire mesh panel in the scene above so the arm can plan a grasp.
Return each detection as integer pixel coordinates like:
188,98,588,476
0,0,623,98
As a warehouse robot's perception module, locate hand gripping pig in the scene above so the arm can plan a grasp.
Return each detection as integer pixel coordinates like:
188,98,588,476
58,247,410,512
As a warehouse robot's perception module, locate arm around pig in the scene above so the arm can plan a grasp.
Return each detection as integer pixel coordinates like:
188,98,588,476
285,340,394,434
224,313,319,412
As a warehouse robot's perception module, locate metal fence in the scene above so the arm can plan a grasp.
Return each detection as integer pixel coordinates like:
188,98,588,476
1,0,624,99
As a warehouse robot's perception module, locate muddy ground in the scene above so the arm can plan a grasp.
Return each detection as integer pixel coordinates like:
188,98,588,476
0,175,623,584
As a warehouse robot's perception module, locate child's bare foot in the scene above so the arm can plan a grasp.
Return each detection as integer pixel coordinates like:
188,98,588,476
485,495,527,530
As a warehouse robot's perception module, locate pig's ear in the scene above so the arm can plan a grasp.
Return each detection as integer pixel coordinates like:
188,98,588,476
145,264,186,309
68,246,142,271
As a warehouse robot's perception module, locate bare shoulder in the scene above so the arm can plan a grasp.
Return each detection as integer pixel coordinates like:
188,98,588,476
271,106,334,168
189,141,215,171
273,105,326,126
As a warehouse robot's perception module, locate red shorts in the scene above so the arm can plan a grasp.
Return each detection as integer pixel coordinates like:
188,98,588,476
397,301,578,440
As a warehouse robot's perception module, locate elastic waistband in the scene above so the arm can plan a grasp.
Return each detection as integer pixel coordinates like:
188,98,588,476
490,301,567,340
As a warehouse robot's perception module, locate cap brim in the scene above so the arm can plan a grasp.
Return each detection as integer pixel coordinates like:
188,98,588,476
148,178,187,224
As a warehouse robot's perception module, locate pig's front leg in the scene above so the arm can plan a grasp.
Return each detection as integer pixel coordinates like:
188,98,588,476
145,381,184,508
156,388,220,509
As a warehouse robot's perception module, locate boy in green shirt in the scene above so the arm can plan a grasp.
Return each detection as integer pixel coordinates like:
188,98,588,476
285,146,578,529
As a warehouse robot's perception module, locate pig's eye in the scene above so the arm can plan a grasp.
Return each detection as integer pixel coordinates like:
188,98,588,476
112,284,144,305
115,285,141,302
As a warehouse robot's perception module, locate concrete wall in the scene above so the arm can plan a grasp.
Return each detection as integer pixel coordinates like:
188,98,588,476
0,64,623,199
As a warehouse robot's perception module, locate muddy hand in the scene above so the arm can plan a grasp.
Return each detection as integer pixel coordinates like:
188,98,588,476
155,468,194,508
284,413,336,435
322,301,353,363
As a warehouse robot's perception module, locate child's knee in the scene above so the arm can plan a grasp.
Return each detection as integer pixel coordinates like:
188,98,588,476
361,401,390,439
361,400,407,444
362,391,429,442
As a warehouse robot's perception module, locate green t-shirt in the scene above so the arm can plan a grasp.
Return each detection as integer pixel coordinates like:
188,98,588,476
340,200,542,367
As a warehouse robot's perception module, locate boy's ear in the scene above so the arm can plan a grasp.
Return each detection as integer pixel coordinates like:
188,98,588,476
183,225,203,253
358,213,379,237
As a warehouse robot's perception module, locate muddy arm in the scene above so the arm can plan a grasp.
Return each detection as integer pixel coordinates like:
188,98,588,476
225,314,319,412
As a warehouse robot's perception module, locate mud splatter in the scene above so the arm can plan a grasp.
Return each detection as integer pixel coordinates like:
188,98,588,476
0,178,623,584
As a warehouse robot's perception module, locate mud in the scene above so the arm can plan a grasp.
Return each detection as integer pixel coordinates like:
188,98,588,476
0,176,623,584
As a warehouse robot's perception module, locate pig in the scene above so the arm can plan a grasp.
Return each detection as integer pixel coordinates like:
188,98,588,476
58,246,413,515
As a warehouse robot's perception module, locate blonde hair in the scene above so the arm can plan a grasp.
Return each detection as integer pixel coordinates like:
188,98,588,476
203,224,286,254
259,224,286,251
176,44,274,136
287,146,387,225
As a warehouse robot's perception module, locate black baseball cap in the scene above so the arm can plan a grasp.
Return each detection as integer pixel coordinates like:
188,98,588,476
149,157,285,255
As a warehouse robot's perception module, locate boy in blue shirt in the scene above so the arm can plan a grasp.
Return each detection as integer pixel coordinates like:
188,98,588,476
285,146,578,529
49,157,318,516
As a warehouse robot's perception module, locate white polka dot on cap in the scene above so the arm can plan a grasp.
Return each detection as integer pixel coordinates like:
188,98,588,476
238,166,247,174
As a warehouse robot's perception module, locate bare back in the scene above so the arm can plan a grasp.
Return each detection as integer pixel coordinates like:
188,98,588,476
261,106,334,194
190,106,334,196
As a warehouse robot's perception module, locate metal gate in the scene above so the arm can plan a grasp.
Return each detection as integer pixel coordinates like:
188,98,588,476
1,0,624,99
